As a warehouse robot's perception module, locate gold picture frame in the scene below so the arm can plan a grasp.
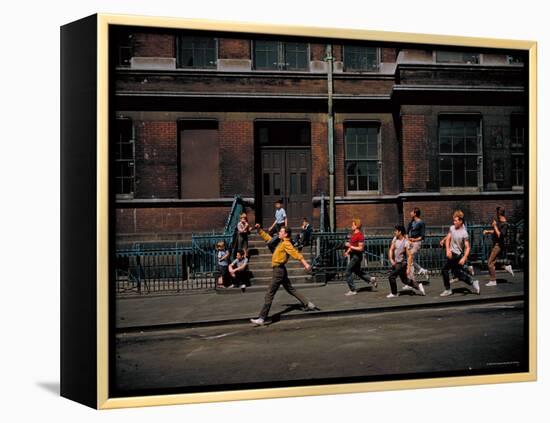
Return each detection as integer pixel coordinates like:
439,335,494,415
61,13,537,409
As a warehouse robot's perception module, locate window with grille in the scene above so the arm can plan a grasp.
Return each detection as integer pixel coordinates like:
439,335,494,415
253,41,309,71
177,36,217,68
343,46,379,72
511,114,525,187
345,124,380,192
439,117,482,188
114,118,135,197
436,51,480,64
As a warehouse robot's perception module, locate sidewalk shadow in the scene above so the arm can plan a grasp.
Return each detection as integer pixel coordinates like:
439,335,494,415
268,304,307,325
357,286,375,293
452,287,477,296
36,381,59,396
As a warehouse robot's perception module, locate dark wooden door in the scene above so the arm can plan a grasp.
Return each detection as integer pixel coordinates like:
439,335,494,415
261,148,311,227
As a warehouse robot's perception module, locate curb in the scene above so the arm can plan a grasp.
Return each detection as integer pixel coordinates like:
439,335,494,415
116,294,524,335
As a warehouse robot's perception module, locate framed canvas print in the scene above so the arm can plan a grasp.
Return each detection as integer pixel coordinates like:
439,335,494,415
60,13,537,409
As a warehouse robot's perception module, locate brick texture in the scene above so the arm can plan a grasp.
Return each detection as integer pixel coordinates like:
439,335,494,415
336,203,400,230
219,121,255,197
134,121,178,198
402,114,429,192
133,33,175,57
219,38,250,59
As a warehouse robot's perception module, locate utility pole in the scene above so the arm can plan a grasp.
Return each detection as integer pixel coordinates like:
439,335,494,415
326,44,335,232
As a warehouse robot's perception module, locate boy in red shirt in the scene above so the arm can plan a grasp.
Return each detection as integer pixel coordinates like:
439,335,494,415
344,218,377,296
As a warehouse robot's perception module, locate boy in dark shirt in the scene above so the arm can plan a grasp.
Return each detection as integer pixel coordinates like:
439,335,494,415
483,206,514,286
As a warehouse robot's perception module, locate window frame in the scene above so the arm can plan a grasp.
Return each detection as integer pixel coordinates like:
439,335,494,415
438,115,483,190
342,45,380,73
114,117,136,199
252,40,310,71
176,35,218,69
435,50,481,65
510,113,526,189
344,121,382,195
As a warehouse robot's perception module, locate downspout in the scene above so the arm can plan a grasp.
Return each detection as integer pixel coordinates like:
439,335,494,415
326,44,335,231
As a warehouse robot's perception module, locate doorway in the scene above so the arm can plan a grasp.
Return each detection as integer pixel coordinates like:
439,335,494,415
256,121,312,227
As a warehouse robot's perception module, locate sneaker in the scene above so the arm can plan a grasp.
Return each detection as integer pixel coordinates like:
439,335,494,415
472,280,480,295
227,284,235,289
345,290,357,296
250,318,265,326
305,301,318,311
386,293,399,298
505,265,514,276
440,289,453,297
450,277,459,284
370,277,377,288
419,268,429,277
402,285,413,291
485,281,497,287
467,265,475,276
417,283,426,296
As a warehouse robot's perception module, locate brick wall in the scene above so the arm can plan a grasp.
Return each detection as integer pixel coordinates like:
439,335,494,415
381,48,397,63
311,120,328,195
336,203,401,230
134,121,178,198
219,38,250,59
219,121,255,197
311,43,326,61
133,33,175,57
402,199,523,226
116,206,256,235
402,114,428,192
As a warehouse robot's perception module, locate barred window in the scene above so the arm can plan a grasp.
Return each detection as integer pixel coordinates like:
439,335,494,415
114,118,135,197
436,51,480,64
343,46,379,72
345,124,380,192
177,36,217,68
253,41,309,71
439,117,482,188
511,114,525,188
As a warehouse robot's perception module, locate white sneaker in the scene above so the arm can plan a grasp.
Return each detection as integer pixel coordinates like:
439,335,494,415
440,289,453,297
417,283,426,296
250,318,265,326
505,265,514,276
370,277,377,288
419,268,429,279
450,277,459,284
402,285,413,291
472,280,480,295
386,293,399,298
467,265,475,276
345,290,357,296
305,302,317,311
485,281,497,287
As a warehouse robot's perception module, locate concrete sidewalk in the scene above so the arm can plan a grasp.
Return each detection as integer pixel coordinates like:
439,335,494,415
116,271,524,331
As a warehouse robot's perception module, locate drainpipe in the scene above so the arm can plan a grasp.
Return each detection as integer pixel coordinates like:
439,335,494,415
326,44,335,232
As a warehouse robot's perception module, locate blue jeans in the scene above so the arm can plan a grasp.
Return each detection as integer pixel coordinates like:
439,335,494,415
345,254,373,291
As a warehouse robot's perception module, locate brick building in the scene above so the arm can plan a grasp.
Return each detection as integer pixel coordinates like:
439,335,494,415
112,27,527,240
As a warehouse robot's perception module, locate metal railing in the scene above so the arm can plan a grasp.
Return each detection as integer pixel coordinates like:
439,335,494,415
309,223,524,283
115,195,245,295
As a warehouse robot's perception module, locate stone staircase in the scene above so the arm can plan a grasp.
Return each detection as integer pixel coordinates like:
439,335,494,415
245,232,315,286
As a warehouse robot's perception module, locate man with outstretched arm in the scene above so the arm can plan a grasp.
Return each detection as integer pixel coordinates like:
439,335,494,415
250,224,317,326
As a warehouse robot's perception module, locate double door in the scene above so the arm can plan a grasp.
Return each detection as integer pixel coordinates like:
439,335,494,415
261,148,312,227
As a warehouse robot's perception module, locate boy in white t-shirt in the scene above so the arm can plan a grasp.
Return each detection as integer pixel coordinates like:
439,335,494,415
440,210,480,297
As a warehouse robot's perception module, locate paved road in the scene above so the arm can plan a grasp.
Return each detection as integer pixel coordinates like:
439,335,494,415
114,300,526,393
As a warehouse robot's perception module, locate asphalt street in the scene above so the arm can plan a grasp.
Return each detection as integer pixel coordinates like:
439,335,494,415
114,300,526,393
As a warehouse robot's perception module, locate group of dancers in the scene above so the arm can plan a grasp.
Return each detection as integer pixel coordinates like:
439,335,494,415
249,204,515,326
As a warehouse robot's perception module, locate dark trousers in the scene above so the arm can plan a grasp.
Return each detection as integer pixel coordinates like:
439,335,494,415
388,262,419,295
258,266,308,320
345,254,373,291
442,253,473,290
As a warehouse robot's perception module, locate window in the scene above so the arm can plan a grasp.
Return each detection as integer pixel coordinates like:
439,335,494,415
177,36,217,68
114,31,133,67
343,46,379,72
436,51,480,64
507,54,524,65
345,124,380,192
114,118,135,197
511,114,525,188
253,41,309,71
439,117,481,188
